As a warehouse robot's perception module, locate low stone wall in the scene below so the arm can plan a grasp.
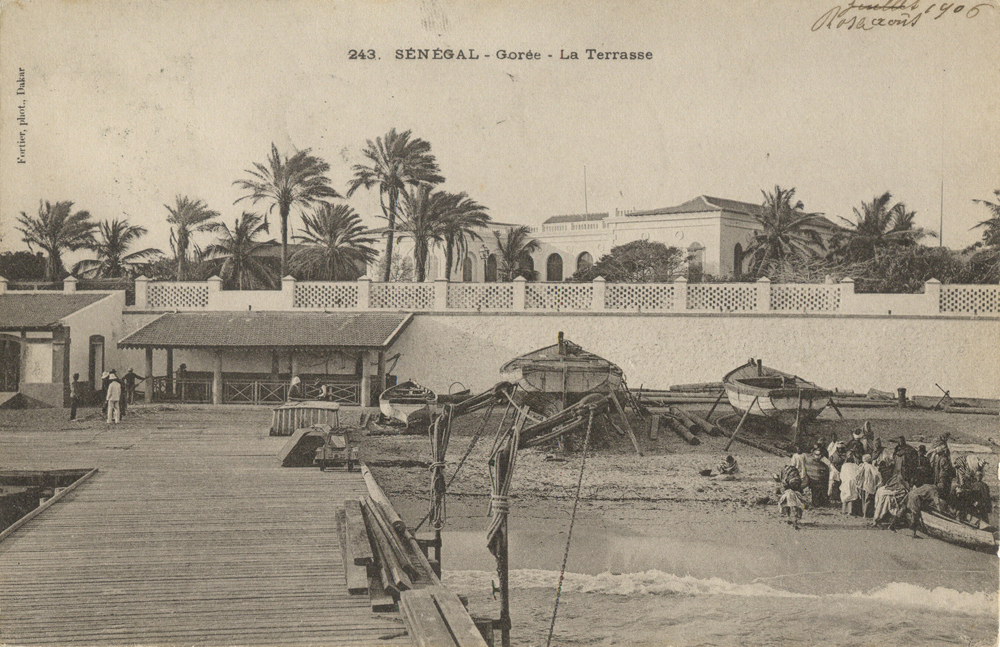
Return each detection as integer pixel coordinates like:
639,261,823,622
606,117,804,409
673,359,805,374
390,312,1000,400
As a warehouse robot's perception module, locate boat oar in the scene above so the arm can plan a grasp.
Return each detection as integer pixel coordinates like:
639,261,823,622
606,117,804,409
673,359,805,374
723,396,757,452
705,390,727,421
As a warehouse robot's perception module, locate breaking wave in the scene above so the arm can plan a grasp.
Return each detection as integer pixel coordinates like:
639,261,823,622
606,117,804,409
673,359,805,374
846,582,997,616
442,569,996,615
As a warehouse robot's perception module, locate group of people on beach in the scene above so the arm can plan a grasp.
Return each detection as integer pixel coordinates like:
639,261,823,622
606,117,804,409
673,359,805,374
776,422,992,535
69,369,146,424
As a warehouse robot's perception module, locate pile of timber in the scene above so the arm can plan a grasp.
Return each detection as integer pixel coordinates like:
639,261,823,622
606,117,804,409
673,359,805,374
336,464,489,647
646,406,725,446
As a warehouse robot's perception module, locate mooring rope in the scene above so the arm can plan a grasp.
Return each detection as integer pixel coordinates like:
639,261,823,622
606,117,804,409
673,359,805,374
414,398,498,532
545,409,594,647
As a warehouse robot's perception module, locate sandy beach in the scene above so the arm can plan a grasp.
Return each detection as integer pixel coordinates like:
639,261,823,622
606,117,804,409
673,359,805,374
1,403,996,646
364,403,999,646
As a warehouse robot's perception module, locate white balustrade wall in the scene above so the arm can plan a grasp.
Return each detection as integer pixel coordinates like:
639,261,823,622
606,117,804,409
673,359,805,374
132,275,1000,317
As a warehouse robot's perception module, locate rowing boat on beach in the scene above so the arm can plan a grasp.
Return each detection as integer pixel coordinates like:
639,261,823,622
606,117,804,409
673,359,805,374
379,381,436,426
723,359,832,426
922,509,998,553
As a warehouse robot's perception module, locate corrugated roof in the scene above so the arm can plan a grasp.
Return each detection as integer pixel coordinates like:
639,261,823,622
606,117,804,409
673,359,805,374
542,212,609,225
119,311,413,349
0,293,112,329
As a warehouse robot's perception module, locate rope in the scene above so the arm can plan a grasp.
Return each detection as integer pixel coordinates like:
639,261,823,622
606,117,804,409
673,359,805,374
545,409,594,647
414,399,497,532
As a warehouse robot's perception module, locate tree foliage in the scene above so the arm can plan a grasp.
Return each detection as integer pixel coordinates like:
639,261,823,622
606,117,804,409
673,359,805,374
16,200,97,281
203,212,278,290
234,144,340,277
72,219,162,278
439,193,490,279
290,203,378,281
164,195,219,281
832,191,932,262
0,251,46,280
493,226,541,281
570,239,684,283
744,186,826,278
347,129,443,282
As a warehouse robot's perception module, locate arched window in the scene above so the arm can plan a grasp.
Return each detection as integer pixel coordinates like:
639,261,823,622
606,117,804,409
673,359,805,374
546,254,563,282
687,243,705,282
486,254,498,282
462,255,474,282
519,253,535,279
733,243,744,279
576,251,593,273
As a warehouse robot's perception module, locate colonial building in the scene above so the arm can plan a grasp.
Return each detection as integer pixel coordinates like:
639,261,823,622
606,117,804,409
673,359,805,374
382,195,839,282
0,278,126,407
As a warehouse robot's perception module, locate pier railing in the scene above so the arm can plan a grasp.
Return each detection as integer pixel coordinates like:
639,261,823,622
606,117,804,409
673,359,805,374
130,276,1000,317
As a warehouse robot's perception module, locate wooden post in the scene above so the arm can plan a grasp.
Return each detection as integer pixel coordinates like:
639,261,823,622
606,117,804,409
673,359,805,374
791,391,804,449
165,348,173,396
724,397,757,451
144,348,153,403
611,392,643,456
377,350,386,394
212,351,223,405
360,350,373,407
828,398,846,420
706,390,727,420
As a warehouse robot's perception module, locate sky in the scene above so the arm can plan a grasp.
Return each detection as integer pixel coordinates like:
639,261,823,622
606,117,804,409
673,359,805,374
1,0,998,260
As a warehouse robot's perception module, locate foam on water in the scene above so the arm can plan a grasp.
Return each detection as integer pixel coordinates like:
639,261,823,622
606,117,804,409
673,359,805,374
443,569,997,616
845,582,998,616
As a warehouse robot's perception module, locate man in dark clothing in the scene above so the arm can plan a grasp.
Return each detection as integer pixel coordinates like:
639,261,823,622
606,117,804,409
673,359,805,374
123,368,144,404
891,483,944,538
915,445,934,486
892,436,919,487
69,373,80,421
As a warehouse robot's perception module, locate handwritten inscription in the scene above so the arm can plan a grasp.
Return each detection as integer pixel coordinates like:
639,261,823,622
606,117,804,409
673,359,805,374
812,0,993,31
16,67,26,164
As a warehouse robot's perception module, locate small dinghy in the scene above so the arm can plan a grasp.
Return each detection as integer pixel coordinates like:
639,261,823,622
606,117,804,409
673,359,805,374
921,509,998,553
379,381,436,426
723,359,832,427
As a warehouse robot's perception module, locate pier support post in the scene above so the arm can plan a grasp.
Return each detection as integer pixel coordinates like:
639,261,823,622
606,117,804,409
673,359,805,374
145,348,153,403
212,351,223,405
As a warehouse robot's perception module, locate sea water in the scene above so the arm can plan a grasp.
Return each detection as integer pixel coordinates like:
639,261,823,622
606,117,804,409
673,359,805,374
442,568,998,646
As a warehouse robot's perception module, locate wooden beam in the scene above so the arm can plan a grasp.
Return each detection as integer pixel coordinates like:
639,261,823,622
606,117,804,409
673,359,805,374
212,351,223,405
144,348,153,404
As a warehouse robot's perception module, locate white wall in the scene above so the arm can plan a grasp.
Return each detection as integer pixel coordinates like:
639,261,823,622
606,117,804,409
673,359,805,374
389,312,1000,399
62,291,128,385
22,339,52,382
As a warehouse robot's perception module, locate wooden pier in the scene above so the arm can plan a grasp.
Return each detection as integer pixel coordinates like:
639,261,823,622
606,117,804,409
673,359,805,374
0,407,442,646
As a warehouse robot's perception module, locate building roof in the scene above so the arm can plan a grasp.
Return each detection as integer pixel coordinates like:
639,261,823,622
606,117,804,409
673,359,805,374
627,195,840,230
0,293,112,330
542,212,609,225
119,311,413,350
628,195,762,218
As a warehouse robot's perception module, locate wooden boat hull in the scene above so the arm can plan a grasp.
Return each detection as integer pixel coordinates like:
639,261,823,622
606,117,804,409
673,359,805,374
723,361,831,425
922,510,998,553
499,338,623,396
379,381,435,425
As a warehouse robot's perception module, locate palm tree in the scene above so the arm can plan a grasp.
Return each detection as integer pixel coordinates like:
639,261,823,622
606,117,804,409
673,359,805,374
234,144,341,277
397,185,451,282
833,191,931,262
72,219,162,278
347,129,444,282
743,186,826,277
290,203,379,281
203,212,277,290
439,192,490,279
16,200,97,281
971,189,1000,248
164,195,219,280
493,225,541,281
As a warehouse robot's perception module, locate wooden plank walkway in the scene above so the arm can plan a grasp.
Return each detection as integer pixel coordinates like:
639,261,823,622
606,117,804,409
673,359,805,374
0,408,412,646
